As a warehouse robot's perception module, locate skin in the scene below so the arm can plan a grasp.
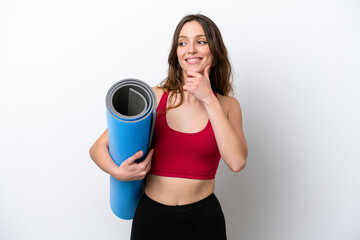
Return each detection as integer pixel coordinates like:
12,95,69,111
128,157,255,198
89,21,248,205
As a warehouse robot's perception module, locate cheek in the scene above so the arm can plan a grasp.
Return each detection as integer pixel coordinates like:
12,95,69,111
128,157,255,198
203,48,213,62
177,48,185,59
176,54,182,66
207,54,214,65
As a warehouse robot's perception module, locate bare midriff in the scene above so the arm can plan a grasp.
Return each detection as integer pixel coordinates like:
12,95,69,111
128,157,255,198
144,174,215,206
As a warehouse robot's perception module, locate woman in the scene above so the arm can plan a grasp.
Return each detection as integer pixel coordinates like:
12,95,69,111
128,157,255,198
89,14,248,240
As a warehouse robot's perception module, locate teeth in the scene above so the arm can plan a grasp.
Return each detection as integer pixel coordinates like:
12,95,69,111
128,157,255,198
187,58,200,63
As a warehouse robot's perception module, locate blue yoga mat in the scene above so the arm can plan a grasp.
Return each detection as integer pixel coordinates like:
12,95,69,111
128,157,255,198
106,78,156,220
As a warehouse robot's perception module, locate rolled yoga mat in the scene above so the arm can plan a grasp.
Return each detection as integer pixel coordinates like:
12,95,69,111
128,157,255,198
106,78,156,220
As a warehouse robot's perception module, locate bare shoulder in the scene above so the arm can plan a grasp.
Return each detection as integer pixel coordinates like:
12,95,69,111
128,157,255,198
152,86,165,107
215,93,242,118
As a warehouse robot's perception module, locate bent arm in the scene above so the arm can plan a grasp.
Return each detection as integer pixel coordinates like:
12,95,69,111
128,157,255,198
203,95,248,172
89,129,153,181
89,129,118,176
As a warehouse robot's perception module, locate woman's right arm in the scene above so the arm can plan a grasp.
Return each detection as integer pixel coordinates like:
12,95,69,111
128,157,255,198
89,129,153,181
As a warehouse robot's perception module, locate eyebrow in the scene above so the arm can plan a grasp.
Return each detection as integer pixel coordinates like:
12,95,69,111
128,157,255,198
178,34,206,39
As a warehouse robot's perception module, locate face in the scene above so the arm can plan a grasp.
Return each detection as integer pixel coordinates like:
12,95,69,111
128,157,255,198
176,21,214,78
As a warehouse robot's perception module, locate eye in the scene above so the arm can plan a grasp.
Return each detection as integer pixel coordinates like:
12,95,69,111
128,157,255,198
197,40,207,45
178,41,186,46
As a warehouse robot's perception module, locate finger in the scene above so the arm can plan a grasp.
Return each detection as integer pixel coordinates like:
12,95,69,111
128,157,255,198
204,65,211,80
187,71,201,78
184,81,196,88
144,161,151,173
144,149,154,163
183,84,193,93
184,79,195,86
138,160,150,173
127,150,143,164
139,149,153,166
136,157,151,179
185,77,196,83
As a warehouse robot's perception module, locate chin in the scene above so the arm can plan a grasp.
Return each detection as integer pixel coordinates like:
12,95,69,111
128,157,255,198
189,66,204,73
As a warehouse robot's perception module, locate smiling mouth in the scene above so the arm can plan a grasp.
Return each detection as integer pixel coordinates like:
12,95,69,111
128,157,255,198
186,57,202,64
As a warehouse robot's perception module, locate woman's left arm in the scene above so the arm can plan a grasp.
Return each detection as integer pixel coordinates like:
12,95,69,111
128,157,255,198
184,66,248,172
203,95,248,172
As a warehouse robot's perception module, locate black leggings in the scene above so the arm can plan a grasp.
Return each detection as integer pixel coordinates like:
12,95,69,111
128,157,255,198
130,193,227,240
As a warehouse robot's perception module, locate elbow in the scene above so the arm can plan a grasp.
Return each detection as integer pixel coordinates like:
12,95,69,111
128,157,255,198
89,144,96,160
231,160,246,173
232,148,248,173
230,152,247,173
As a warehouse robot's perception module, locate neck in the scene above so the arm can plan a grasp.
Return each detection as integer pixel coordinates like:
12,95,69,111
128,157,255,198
182,90,203,105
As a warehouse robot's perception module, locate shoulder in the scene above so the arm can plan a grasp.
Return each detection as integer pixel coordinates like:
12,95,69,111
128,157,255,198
151,86,164,96
152,86,165,107
215,93,242,118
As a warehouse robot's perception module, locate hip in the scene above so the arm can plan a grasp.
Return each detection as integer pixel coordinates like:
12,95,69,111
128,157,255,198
131,192,227,240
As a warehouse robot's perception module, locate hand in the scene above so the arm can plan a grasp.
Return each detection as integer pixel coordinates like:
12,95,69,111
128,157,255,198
183,65,213,104
112,149,154,181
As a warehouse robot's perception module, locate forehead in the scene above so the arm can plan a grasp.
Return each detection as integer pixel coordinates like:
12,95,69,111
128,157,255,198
179,21,206,38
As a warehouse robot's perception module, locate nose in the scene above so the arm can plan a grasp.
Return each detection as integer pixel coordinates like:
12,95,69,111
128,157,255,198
188,42,197,54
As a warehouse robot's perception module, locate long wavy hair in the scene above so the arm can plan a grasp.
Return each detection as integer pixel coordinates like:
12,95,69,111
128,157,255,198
159,14,233,113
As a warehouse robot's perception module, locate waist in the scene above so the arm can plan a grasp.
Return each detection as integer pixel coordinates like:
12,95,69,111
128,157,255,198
140,192,216,213
144,174,215,206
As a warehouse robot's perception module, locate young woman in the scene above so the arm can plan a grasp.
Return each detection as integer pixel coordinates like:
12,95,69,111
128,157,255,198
89,14,248,240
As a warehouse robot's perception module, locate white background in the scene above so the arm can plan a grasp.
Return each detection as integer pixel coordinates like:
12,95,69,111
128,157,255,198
1,0,359,239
